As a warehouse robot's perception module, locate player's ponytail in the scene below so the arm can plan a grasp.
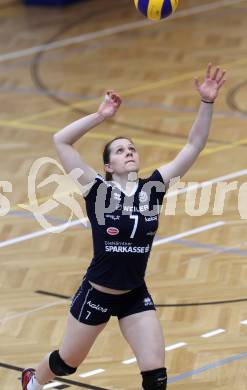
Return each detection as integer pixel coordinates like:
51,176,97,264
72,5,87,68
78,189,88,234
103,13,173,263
103,136,134,181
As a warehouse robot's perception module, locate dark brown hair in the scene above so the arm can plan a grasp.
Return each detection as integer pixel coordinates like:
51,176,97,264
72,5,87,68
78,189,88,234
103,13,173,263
103,136,134,181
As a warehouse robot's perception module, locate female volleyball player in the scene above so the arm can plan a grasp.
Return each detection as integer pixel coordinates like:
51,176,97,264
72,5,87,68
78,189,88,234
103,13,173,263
22,63,226,390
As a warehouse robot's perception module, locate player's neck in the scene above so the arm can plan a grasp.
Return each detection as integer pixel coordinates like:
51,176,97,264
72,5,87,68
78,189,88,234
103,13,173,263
112,173,139,195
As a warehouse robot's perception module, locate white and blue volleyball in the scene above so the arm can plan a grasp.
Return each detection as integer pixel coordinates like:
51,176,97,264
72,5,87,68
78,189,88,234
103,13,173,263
134,0,179,20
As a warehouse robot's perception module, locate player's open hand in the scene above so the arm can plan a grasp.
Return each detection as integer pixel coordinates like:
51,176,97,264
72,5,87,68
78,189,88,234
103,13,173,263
194,63,226,103
98,91,122,118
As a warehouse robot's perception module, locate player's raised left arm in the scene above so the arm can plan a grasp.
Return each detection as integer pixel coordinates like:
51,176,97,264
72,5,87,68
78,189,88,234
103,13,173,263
157,63,226,186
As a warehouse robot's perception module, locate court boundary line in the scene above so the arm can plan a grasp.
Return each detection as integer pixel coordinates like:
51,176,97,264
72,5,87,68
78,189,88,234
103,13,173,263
153,221,225,246
168,352,247,384
0,300,68,324
0,362,109,390
1,350,247,388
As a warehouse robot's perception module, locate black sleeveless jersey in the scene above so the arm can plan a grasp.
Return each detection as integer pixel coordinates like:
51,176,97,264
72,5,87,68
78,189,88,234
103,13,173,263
84,170,166,290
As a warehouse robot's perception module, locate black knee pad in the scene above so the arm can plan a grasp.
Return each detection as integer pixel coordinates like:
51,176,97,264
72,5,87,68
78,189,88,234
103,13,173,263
141,367,167,389
49,350,77,376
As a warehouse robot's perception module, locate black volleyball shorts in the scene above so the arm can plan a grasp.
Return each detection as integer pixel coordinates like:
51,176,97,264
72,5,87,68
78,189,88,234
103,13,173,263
70,277,156,325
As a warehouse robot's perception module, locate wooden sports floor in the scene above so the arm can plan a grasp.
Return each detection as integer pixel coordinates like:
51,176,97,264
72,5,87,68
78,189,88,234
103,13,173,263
1,0,247,388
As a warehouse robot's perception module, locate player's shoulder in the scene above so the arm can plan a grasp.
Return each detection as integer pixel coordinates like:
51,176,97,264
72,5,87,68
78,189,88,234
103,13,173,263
140,169,165,185
84,173,116,199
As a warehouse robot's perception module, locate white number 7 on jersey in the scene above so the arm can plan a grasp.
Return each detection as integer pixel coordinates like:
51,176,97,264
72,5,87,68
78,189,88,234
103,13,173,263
130,215,138,238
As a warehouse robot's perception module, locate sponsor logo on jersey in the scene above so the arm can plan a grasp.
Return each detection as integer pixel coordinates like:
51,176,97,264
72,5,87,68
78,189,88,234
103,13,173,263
107,227,119,236
143,297,153,306
105,240,131,246
123,204,149,213
105,214,120,221
139,191,148,203
87,301,108,313
105,243,150,254
145,215,158,222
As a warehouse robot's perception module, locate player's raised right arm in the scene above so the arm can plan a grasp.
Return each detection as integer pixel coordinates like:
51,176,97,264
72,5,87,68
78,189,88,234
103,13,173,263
53,91,122,187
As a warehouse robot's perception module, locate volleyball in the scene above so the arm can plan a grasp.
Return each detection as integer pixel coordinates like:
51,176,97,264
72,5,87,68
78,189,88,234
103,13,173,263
134,0,179,20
